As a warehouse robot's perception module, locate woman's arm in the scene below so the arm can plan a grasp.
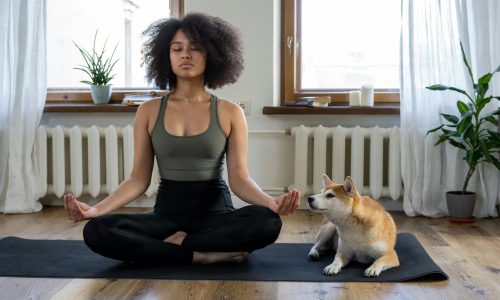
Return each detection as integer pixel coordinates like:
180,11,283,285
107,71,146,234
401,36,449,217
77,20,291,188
224,102,300,215
65,100,157,221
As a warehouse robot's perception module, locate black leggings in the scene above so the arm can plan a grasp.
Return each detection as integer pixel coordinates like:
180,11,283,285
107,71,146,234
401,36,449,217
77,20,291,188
83,178,282,265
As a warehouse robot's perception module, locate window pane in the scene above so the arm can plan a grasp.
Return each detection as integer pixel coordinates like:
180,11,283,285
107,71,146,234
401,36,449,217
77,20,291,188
300,0,401,90
47,0,170,88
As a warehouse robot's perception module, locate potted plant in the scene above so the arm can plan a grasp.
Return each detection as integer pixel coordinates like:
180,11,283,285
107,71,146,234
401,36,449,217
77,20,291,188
427,42,500,222
73,30,119,104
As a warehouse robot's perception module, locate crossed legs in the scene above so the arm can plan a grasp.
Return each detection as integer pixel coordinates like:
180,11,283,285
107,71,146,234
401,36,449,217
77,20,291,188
83,205,281,265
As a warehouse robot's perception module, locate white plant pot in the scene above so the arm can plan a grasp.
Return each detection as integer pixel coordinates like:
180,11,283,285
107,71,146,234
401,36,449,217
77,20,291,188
91,85,112,104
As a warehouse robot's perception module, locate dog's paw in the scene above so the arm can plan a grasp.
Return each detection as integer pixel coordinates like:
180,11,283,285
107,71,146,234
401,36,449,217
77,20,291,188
323,261,342,275
364,265,383,277
308,248,320,260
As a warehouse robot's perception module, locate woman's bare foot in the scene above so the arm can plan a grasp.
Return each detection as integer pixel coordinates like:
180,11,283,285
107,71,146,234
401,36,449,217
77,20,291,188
192,251,249,264
164,231,187,245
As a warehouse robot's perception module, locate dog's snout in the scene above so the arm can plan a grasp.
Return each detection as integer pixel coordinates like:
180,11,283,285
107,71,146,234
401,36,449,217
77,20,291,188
307,196,315,203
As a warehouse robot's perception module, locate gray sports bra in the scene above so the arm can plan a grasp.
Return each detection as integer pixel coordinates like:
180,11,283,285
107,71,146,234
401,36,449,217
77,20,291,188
151,94,227,181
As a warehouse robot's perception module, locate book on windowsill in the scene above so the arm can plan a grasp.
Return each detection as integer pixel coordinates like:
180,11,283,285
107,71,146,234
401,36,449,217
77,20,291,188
284,96,331,107
122,93,159,106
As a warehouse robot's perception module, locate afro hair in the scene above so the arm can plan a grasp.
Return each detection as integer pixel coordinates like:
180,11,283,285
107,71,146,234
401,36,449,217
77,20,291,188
142,13,244,90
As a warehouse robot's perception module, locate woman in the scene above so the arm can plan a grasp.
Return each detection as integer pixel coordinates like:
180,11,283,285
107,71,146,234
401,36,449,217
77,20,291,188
64,13,301,265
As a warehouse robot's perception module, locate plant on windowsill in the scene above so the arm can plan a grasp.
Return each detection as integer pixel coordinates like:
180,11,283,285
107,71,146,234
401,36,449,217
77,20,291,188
73,30,119,104
426,42,500,222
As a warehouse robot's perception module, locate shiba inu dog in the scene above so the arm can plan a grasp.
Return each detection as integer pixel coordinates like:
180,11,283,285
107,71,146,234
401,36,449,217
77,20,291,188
307,175,399,277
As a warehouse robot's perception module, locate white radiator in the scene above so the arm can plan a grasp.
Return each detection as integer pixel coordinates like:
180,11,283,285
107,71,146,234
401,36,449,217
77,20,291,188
36,125,160,198
289,125,402,200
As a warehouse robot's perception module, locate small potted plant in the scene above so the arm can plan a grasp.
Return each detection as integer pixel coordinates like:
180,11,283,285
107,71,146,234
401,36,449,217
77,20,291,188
73,30,119,104
427,42,500,222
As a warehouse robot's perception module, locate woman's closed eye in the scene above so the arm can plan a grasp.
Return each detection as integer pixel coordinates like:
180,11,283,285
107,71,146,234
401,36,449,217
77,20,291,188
171,46,201,52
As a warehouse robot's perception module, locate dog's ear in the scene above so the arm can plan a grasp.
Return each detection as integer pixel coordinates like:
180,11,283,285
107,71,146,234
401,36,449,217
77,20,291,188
322,174,332,187
344,176,356,197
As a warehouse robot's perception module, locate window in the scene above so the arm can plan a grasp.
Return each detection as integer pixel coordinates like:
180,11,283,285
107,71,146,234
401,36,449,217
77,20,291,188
47,0,182,98
282,0,401,104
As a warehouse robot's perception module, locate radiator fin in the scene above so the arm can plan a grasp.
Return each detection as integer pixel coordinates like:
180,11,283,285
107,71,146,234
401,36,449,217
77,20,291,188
37,125,159,198
290,125,402,200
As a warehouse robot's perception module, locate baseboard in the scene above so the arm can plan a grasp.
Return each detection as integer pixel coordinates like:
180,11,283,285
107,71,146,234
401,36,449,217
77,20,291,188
41,194,404,211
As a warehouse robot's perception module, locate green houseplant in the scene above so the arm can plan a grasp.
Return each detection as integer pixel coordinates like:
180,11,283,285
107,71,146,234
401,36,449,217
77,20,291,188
73,30,119,104
427,42,500,221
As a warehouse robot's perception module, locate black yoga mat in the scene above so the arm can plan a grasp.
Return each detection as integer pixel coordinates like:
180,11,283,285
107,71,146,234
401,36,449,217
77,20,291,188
0,233,447,282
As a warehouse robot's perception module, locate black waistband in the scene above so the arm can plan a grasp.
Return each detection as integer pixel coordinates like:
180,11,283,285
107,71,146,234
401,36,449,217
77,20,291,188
154,178,233,216
157,178,229,195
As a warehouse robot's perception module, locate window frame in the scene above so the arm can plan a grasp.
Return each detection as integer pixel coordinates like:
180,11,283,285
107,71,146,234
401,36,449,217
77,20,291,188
280,0,400,105
46,0,183,103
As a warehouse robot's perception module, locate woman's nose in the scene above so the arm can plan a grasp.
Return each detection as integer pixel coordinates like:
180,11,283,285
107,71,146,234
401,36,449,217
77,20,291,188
181,50,191,59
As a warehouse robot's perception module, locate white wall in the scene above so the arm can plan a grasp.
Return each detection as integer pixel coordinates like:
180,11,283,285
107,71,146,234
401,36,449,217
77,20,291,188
41,0,400,207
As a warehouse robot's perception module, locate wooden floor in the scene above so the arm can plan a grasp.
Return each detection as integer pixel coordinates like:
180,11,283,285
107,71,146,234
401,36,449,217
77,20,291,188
1,207,500,300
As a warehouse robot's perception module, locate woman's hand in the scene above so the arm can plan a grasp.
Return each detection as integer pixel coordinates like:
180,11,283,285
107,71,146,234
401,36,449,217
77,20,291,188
268,189,301,215
63,194,99,222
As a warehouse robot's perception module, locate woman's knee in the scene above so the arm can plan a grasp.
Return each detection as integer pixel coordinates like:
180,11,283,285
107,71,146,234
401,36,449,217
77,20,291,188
246,205,282,242
265,209,282,242
83,216,116,250
83,218,103,248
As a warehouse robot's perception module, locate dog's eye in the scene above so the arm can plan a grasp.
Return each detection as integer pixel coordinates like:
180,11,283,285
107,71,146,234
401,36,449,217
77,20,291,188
326,193,334,198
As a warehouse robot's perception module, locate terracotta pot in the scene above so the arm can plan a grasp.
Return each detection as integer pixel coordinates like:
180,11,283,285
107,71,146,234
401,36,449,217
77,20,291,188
446,191,476,222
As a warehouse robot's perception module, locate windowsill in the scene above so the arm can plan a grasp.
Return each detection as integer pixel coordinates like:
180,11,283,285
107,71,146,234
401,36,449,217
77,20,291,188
44,101,400,114
263,102,400,115
44,89,167,112
44,101,139,113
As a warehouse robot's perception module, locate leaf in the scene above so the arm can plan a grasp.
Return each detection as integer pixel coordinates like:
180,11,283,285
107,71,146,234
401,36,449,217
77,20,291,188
442,128,459,137
73,67,92,78
477,96,493,112
435,135,449,146
426,84,449,90
478,73,493,85
483,116,499,126
426,84,474,102
465,151,474,166
426,124,444,136
460,124,473,144
448,138,467,150
73,29,118,85
479,140,495,163
441,113,459,124
465,150,482,168
457,101,469,114
487,130,500,143
448,87,471,98
460,41,475,84
476,73,492,100
456,111,473,134
489,155,500,170
494,64,500,73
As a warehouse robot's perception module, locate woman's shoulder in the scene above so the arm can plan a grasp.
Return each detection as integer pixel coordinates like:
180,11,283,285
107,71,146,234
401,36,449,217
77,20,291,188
216,98,244,115
137,97,162,115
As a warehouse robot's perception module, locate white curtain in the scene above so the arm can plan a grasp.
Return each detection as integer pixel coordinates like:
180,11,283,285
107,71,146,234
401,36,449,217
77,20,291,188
0,0,47,213
401,0,500,218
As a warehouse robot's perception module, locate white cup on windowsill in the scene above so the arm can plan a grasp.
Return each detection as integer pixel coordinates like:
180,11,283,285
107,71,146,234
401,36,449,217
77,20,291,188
349,91,361,106
360,84,374,107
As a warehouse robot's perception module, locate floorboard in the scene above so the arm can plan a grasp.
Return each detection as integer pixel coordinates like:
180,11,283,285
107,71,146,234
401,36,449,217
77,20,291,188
1,207,499,299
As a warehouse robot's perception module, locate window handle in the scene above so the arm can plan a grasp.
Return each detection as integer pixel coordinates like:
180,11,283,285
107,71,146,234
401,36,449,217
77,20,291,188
287,36,293,56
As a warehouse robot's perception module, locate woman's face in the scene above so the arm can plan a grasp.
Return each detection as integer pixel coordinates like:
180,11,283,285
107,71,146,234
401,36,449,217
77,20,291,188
169,30,206,80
